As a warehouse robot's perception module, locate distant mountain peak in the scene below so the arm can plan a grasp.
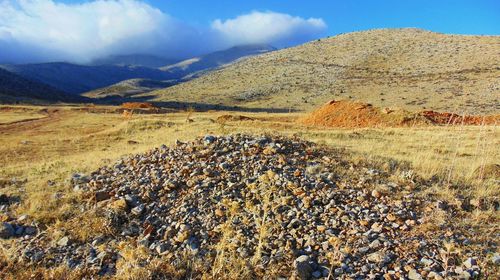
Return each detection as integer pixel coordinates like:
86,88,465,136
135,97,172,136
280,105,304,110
90,54,178,68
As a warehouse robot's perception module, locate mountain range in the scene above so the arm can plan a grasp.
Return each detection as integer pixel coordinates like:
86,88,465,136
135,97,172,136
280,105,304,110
1,29,499,114
0,44,276,102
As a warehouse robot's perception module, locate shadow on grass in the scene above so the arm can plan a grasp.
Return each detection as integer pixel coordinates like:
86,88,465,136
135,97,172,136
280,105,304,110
94,94,297,113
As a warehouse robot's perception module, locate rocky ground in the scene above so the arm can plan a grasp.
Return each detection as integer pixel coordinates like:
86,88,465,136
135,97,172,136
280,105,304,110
2,134,498,279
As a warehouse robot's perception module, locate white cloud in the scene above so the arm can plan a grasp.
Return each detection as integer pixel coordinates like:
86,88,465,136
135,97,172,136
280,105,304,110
0,1,327,63
211,11,327,47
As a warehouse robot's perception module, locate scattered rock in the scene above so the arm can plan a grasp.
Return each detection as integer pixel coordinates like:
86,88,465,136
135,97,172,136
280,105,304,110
94,191,110,202
408,269,423,280
57,236,70,247
463,257,477,268
294,255,313,280
0,222,15,239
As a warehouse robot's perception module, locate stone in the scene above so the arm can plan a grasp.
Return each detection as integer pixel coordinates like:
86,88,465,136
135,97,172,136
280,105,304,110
109,198,128,212
492,253,500,265
294,255,313,280
31,251,44,262
367,252,382,263
0,222,15,239
427,271,443,280
156,243,168,255
371,190,382,198
57,236,70,247
203,135,216,144
463,257,477,268
24,226,37,235
420,258,433,266
369,239,381,249
131,204,145,216
95,191,111,202
14,225,24,236
408,269,423,280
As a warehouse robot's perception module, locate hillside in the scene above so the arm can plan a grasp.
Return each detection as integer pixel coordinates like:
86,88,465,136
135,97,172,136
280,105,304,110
148,28,500,114
0,68,86,103
160,44,276,79
1,63,173,94
83,78,176,99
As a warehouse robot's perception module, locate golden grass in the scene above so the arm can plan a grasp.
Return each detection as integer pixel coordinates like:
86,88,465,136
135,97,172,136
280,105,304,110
0,109,47,124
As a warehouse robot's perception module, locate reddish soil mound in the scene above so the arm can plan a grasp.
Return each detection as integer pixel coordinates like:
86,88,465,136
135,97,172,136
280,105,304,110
300,100,500,128
299,100,429,128
420,111,499,125
121,102,157,110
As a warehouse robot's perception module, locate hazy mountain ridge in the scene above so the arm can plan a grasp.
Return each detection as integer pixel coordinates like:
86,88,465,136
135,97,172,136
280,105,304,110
90,54,178,68
0,63,173,95
0,68,86,103
160,44,277,79
148,28,500,114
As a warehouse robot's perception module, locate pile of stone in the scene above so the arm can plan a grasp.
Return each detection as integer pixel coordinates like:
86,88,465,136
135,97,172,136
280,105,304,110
10,135,484,278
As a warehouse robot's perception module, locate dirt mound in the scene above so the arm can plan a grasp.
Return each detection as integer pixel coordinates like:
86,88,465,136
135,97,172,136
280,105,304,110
216,114,255,122
300,100,500,128
10,135,484,278
299,100,430,128
420,111,499,125
121,102,158,110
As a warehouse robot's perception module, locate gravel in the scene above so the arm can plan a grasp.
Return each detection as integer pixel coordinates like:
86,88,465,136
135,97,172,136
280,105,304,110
9,134,486,278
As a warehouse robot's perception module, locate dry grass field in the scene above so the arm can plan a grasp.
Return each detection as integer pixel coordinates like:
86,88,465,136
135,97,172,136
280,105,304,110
0,105,498,278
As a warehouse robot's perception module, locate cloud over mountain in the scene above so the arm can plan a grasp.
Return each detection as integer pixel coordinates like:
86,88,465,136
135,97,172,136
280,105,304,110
211,11,326,47
0,0,327,63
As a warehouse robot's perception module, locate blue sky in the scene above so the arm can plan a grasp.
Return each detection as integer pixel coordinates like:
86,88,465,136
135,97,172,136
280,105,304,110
1,0,498,63
153,0,500,35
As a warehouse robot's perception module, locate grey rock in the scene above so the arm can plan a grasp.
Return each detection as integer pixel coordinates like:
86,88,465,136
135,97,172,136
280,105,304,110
24,226,37,235
420,257,433,266
57,236,70,247
408,269,423,280
294,255,313,280
492,253,500,265
156,243,168,255
131,204,145,216
0,222,15,239
463,257,477,268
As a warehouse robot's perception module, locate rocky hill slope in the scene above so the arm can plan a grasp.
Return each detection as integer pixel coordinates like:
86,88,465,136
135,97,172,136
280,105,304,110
148,29,500,114
0,68,86,103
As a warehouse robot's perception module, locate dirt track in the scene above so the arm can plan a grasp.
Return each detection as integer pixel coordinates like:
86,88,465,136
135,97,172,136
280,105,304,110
0,108,62,134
